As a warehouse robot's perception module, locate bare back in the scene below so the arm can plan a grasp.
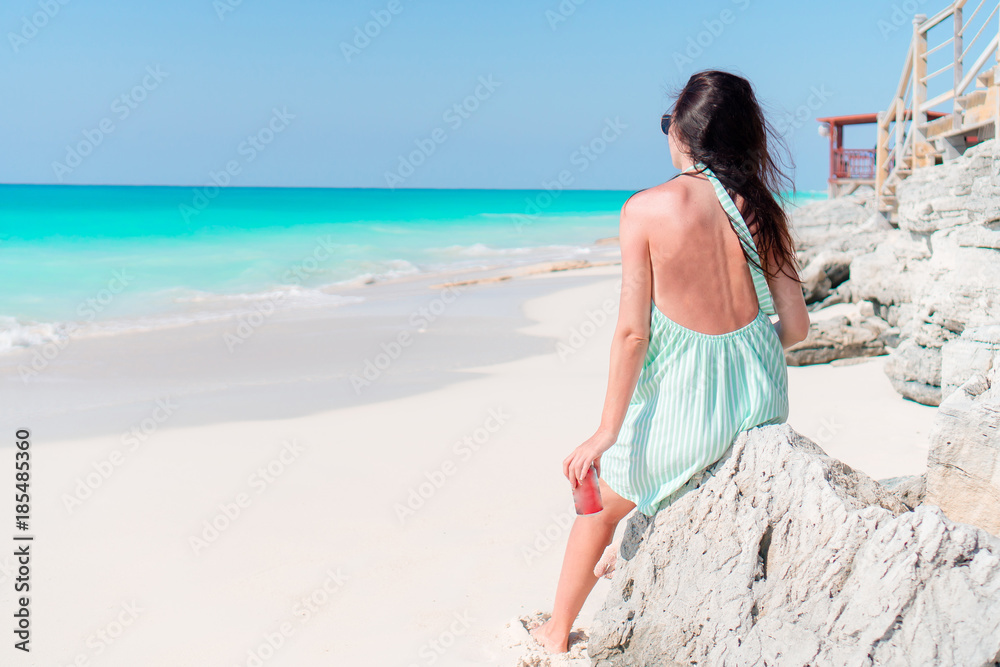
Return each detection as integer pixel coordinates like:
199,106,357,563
642,173,761,335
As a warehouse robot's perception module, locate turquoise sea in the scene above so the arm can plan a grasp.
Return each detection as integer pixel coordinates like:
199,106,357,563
0,185,825,352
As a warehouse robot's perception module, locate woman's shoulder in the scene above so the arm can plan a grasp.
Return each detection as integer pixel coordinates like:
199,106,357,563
621,178,691,220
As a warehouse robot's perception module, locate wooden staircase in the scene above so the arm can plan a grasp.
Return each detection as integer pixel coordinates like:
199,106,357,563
876,0,1000,223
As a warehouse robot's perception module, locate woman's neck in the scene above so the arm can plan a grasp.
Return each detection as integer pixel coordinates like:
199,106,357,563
676,153,697,173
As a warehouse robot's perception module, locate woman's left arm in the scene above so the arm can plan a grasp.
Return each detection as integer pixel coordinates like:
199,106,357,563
563,197,652,485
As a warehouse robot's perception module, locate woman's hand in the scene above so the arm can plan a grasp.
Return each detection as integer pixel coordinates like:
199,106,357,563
563,429,617,487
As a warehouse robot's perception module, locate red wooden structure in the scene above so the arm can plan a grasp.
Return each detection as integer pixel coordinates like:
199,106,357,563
817,111,946,197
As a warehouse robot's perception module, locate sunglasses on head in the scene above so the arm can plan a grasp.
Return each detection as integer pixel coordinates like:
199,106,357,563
660,113,671,135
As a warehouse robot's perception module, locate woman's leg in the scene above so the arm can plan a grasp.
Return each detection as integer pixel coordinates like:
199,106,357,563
529,475,637,653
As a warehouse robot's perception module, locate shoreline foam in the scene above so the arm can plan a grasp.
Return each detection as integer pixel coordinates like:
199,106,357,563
0,242,621,355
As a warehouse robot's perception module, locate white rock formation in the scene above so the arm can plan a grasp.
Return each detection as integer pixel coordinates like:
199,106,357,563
895,141,1000,235
926,361,1000,537
786,189,876,255
587,424,1000,667
942,325,1000,401
785,314,888,366
849,139,1000,404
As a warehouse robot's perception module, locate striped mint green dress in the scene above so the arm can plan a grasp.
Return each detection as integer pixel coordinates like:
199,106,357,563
600,161,789,517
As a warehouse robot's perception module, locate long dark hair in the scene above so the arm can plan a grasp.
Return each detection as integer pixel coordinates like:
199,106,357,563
667,70,800,282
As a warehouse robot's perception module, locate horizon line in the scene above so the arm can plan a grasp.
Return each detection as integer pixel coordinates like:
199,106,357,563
0,182,828,195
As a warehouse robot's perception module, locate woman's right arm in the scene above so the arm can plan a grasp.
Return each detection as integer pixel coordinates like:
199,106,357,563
765,250,809,349
743,207,809,349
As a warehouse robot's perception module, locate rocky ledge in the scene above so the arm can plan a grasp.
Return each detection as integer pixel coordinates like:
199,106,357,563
587,414,1000,666
784,139,1000,408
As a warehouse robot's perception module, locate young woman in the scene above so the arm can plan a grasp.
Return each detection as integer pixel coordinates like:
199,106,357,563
529,70,810,654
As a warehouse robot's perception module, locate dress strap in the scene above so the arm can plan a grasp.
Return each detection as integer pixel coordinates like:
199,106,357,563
680,161,776,316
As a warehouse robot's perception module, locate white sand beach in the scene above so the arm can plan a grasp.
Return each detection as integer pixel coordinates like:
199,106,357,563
1,260,936,666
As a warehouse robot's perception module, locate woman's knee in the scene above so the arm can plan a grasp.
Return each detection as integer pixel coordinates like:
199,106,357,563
597,477,636,524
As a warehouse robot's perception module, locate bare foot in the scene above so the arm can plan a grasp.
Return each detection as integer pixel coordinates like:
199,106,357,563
527,618,568,654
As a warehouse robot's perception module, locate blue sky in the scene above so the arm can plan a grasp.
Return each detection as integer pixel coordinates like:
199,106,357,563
1,0,929,191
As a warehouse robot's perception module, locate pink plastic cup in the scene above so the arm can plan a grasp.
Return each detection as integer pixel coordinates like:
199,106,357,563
573,463,604,515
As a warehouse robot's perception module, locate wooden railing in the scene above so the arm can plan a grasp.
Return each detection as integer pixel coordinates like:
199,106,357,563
875,0,1000,218
832,148,876,179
